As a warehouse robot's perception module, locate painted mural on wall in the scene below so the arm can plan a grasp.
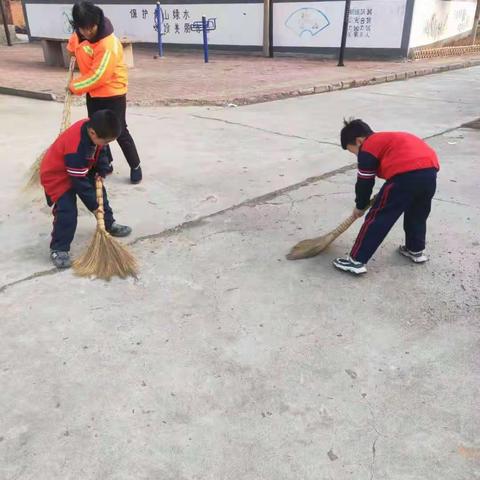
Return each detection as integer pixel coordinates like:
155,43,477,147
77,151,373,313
28,0,474,53
61,8,73,35
423,8,472,41
409,0,476,48
285,8,330,37
273,0,407,49
24,2,263,45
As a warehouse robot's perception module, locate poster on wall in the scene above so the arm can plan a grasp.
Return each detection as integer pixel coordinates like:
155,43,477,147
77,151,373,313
273,0,408,49
409,0,477,48
24,2,264,46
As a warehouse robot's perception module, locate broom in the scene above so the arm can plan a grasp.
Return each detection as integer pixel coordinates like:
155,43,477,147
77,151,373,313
73,176,138,280
286,196,376,260
24,56,77,191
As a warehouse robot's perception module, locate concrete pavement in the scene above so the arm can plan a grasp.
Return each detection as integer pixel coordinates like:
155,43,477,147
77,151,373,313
0,66,479,480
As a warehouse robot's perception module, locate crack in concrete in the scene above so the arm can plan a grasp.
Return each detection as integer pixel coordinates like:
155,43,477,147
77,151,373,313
192,111,467,147
434,197,474,208
1,119,476,295
423,126,463,141
265,192,350,207
196,228,244,242
0,163,357,294
0,267,59,294
290,191,351,205
366,401,384,438
366,91,472,106
370,437,378,480
273,192,296,219
129,162,357,248
191,114,340,147
129,112,172,120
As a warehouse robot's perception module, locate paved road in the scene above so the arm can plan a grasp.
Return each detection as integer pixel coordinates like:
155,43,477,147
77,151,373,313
1,67,479,480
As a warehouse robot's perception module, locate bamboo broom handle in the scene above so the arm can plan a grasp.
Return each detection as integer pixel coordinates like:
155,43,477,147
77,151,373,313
95,176,106,232
60,56,76,134
329,195,377,239
330,214,357,238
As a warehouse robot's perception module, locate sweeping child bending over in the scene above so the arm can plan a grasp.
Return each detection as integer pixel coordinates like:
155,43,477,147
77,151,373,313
333,119,440,275
40,110,132,269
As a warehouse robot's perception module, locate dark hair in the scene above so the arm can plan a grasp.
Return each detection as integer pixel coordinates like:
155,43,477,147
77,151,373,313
340,118,374,149
71,1,103,29
88,110,121,139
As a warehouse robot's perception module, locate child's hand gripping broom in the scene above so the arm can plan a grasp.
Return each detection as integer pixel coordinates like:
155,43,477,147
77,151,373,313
73,176,138,280
24,56,77,191
286,196,376,260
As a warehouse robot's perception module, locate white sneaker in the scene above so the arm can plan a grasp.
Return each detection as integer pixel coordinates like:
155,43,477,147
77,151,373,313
333,255,367,275
399,245,428,263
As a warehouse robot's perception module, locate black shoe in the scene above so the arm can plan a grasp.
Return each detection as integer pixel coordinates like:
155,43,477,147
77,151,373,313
130,165,142,184
333,256,367,275
107,222,132,237
50,250,72,269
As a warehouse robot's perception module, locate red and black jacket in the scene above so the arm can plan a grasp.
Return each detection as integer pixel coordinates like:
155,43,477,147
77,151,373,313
355,132,440,209
40,119,110,210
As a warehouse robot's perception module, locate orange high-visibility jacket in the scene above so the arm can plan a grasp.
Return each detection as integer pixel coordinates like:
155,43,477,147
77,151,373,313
67,16,128,97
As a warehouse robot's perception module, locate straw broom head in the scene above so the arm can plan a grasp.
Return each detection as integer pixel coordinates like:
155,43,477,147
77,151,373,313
73,228,138,280
73,176,138,280
286,196,377,261
286,231,339,260
23,150,45,192
23,57,76,192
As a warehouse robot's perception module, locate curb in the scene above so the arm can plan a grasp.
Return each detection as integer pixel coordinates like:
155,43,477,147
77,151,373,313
0,86,56,101
230,58,480,106
1,58,480,106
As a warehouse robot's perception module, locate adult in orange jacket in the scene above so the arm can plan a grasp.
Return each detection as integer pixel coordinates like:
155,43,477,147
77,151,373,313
68,1,142,184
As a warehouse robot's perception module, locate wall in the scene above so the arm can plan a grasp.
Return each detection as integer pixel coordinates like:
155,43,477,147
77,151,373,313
273,0,408,51
409,0,477,48
22,0,419,57
23,1,264,46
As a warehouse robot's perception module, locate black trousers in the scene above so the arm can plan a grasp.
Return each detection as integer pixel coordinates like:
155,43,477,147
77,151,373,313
86,94,141,169
49,181,115,252
351,168,437,264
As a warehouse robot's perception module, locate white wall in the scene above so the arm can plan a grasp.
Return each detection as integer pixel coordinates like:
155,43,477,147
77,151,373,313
273,0,407,49
409,0,477,48
25,3,264,46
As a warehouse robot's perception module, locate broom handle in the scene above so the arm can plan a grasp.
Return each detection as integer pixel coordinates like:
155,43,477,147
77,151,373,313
330,214,357,238
59,56,76,134
329,195,377,239
95,176,106,232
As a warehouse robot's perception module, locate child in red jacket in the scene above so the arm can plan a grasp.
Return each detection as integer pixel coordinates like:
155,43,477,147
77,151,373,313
41,110,132,269
334,119,440,275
